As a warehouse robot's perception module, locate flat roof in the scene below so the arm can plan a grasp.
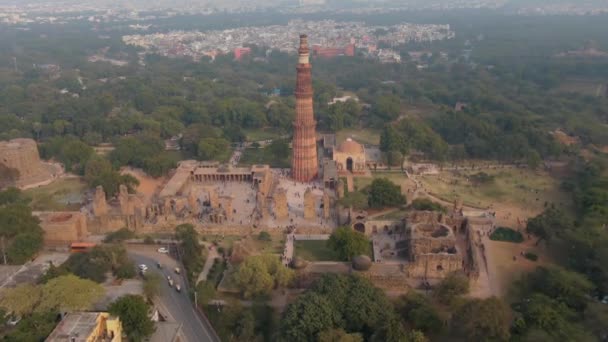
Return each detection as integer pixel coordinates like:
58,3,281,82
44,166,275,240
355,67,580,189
46,312,106,341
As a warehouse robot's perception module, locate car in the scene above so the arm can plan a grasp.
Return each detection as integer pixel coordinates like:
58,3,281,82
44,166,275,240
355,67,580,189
157,247,169,254
175,284,181,292
168,278,174,287
138,264,148,271
174,267,181,274
156,262,162,269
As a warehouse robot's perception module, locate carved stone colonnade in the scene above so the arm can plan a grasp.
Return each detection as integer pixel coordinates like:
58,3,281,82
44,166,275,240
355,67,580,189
191,173,253,182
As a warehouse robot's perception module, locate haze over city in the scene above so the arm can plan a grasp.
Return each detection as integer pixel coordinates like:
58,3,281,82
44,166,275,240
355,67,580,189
0,0,606,341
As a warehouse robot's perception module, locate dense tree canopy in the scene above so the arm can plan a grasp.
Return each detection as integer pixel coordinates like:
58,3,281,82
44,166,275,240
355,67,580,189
367,178,406,209
327,227,370,261
280,274,421,342
234,254,294,299
0,188,44,264
0,275,104,316
109,295,155,342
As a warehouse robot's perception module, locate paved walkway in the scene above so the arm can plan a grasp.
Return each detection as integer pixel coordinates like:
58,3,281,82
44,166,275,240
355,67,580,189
346,173,354,192
282,234,295,266
293,234,330,240
197,246,219,284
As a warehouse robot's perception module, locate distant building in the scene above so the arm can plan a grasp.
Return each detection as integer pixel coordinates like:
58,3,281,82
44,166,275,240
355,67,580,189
454,102,468,112
46,312,122,342
234,47,252,61
333,138,366,174
312,44,355,58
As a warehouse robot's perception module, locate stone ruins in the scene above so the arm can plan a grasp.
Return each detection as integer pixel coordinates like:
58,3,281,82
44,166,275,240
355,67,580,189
0,138,57,189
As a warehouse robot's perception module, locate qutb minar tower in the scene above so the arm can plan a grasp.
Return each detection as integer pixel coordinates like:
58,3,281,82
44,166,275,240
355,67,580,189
291,34,319,182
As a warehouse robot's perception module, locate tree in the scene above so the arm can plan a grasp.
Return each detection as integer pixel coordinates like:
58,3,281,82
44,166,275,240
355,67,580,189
410,198,447,212
524,266,594,312
327,227,370,261
234,254,294,298
103,227,135,243
198,137,230,161
109,295,155,342
453,297,511,342
0,195,44,264
397,292,443,333
318,328,364,342
267,139,290,160
338,191,368,210
434,272,469,305
281,274,407,341
195,281,217,307
84,156,139,198
175,224,205,285
143,273,161,301
38,275,105,313
280,292,341,341
2,310,58,342
367,178,406,209
58,245,135,283
0,284,42,316
526,207,573,245
0,275,104,315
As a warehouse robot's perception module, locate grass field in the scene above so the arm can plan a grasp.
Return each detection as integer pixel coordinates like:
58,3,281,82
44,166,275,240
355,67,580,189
353,172,409,190
25,178,87,211
294,240,339,261
336,128,381,146
239,147,290,168
418,168,569,213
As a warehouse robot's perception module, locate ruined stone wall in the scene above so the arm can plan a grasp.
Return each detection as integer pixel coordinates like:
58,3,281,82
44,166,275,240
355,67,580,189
410,237,456,256
362,220,404,235
273,188,288,220
36,211,88,246
408,253,462,279
303,188,315,219
0,138,51,188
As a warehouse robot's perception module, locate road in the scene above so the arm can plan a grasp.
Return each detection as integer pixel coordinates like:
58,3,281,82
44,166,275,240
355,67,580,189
128,247,220,342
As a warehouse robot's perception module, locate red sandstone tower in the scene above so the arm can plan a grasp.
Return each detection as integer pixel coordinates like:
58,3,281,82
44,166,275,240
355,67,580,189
291,34,319,182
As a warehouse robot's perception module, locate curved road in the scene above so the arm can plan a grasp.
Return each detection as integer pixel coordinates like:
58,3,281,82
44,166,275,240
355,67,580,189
129,248,219,342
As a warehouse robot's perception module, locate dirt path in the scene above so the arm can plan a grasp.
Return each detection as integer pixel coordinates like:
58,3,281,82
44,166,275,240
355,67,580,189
346,174,354,192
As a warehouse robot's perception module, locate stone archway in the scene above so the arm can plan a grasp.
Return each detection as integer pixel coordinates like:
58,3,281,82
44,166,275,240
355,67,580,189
353,222,365,233
346,157,354,172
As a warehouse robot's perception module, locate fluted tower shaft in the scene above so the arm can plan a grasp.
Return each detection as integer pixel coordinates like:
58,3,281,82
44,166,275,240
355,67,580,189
292,34,319,182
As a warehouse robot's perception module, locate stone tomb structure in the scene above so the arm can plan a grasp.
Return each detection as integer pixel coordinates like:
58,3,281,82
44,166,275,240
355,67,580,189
407,220,462,279
333,138,367,174
0,138,54,189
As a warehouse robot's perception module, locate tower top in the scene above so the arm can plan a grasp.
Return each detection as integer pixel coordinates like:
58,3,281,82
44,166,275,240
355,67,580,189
298,34,310,64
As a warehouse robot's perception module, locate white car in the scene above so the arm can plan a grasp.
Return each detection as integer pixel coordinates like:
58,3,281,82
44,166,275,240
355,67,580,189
157,247,169,254
138,264,148,271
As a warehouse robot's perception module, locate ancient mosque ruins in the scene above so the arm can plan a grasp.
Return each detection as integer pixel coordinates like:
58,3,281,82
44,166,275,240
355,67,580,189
0,34,498,290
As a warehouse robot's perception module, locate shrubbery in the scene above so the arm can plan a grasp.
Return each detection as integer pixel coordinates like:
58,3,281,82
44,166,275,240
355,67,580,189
490,227,524,243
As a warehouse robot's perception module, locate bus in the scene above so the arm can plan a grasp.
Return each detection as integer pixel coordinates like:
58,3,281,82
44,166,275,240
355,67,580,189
70,242,96,253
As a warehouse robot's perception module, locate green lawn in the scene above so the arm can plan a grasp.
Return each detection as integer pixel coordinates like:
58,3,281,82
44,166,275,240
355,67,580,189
354,172,408,190
25,178,87,211
294,240,340,261
336,128,381,146
419,168,569,211
238,147,290,168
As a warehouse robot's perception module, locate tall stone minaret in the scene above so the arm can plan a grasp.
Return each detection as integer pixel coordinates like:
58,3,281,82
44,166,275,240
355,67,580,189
291,34,318,182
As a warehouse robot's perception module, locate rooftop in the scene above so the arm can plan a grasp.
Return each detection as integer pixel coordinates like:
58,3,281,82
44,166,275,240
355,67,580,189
45,312,117,342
